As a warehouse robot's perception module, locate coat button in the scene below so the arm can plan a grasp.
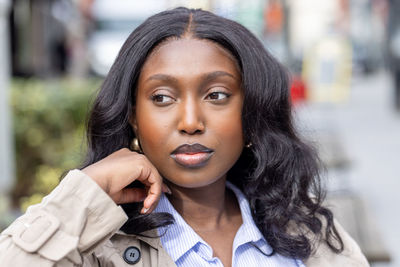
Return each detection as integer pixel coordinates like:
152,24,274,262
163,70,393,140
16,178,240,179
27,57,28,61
123,246,141,265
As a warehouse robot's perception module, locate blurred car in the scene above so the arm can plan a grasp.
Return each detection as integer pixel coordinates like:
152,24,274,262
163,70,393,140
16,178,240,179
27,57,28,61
88,0,166,76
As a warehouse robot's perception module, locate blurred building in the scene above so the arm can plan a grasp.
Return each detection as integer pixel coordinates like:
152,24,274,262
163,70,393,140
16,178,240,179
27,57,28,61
387,0,400,110
0,0,13,194
9,0,90,77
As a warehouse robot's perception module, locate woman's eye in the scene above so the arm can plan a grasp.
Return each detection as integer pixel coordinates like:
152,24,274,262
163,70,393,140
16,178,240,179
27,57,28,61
151,94,174,104
206,92,230,101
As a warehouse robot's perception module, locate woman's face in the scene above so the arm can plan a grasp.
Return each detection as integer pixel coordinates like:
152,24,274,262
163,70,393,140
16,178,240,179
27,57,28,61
133,38,244,188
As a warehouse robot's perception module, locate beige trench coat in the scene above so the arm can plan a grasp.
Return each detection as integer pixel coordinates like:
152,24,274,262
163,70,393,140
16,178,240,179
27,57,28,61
0,170,369,267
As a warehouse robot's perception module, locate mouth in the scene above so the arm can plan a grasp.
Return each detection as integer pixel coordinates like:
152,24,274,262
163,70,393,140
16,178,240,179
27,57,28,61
170,143,214,168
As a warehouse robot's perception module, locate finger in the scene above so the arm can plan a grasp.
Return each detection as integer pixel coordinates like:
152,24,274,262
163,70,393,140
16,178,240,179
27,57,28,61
135,164,162,197
161,183,172,195
142,188,160,214
135,166,159,187
114,188,147,204
141,175,162,214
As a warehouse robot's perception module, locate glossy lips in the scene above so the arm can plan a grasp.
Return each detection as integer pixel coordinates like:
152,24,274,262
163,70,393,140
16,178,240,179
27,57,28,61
170,143,214,168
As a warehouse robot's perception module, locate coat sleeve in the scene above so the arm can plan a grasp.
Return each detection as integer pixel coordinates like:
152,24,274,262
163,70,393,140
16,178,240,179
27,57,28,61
306,218,370,267
0,169,128,266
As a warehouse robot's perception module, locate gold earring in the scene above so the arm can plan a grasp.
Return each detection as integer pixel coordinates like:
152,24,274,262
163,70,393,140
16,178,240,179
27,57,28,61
131,138,143,153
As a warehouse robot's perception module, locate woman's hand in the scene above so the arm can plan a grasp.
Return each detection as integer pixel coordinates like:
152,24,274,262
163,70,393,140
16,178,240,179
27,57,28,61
82,148,169,214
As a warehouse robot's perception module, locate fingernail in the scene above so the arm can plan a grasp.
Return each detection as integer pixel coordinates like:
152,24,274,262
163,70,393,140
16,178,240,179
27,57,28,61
164,185,172,195
142,208,149,214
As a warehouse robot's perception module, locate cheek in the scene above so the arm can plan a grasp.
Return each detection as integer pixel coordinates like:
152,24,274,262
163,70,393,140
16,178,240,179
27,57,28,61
209,106,244,152
135,103,172,150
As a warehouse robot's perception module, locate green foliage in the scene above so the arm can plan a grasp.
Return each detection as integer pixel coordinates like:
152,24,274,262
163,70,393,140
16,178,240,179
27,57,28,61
10,78,101,210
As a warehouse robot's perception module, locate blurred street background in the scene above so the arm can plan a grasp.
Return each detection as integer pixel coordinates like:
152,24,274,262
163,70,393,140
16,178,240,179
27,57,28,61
0,0,399,266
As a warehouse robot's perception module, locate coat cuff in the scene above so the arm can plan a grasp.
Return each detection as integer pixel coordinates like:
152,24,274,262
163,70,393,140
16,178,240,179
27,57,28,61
40,169,129,252
2,169,128,261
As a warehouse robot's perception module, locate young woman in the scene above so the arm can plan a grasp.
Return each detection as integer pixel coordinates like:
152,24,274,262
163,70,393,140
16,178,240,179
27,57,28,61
0,7,368,267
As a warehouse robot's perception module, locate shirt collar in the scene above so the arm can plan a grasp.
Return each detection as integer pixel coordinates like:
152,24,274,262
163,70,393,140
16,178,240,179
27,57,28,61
154,181,271,262
226,181,271,254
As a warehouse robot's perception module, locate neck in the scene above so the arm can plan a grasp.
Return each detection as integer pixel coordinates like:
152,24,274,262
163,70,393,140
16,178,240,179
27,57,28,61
166,177,238,231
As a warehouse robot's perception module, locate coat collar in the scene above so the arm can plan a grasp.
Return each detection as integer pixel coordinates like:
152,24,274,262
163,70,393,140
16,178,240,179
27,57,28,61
115,229,162,250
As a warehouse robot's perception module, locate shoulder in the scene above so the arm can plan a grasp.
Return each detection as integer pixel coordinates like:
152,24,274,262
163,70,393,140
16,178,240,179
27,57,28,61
305,219,370,267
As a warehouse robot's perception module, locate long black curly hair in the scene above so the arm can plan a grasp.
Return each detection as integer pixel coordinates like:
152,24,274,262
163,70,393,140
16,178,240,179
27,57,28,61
82,7,343,260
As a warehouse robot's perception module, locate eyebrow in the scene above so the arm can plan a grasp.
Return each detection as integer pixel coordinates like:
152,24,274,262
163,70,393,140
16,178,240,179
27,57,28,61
145,71,237,84
202,71,237,83
145,74,179,83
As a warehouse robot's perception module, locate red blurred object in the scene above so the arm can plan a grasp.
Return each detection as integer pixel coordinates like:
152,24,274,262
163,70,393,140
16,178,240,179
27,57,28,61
290,75,307,104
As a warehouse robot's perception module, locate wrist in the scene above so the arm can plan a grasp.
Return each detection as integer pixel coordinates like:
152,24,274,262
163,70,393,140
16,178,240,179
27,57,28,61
82,167,111,194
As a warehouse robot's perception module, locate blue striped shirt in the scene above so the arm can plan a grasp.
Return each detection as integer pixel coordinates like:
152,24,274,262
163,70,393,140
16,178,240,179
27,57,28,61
154,182,305,267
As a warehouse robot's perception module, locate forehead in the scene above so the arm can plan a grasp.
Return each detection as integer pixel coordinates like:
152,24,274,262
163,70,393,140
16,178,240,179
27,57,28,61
139,38,241,80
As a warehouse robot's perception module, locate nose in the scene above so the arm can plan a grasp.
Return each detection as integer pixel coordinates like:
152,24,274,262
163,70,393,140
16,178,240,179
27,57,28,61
177,97,205,135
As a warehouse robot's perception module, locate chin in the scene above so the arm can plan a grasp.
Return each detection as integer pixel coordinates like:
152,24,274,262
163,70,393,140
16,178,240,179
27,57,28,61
163,172,225,189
